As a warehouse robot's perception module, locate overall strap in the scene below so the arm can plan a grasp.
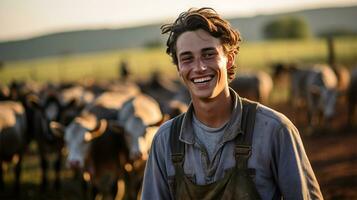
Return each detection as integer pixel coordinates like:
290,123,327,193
170,113,185,165
235,98,258,169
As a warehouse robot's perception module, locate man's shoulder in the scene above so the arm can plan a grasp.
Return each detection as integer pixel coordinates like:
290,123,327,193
255,103,296,131
153,118,175,144
254,104,302,150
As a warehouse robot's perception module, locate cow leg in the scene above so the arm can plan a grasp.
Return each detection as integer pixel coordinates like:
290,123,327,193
14,154,22,192
54,152,62,189
91,186,98,200
0,160,4,190
110,179,118,200
40,156,48,190
348,101,356,126
81,177,89,200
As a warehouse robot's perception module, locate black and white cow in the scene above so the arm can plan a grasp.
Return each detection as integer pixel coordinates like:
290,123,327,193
62,91,138,171
52,91,137,199
0,101,27,192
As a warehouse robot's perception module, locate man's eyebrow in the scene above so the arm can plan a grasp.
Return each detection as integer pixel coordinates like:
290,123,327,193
178,47,217,57
201,47,216,52
178,51,192,58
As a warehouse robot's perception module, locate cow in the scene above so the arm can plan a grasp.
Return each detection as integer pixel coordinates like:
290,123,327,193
117,93,163,161
59,85,95,109
0,101,26,192
305,64,339,128
138,71,186,117
272,63,313,108
51,113,130,199
229,71,273,104
332,65,351,93
0,84,9,100
83,119,130,200
347,67,357,125
115,94,164,199
28,94,67,190
49,90,138,198
58,91,138,170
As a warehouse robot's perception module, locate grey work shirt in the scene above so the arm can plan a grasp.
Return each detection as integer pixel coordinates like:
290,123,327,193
141,89,323,200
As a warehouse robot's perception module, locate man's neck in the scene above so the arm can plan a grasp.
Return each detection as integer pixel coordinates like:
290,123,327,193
192,89,233,128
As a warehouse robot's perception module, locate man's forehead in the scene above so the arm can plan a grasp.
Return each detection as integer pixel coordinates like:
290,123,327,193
176,30,222,55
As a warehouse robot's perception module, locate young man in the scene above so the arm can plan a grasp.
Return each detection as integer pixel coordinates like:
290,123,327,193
141,7,323,199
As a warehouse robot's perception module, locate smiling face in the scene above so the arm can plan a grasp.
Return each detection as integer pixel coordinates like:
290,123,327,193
176,29,233,101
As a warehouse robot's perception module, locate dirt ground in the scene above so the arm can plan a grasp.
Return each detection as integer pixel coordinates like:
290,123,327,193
303,132,357,199
272,101,357,200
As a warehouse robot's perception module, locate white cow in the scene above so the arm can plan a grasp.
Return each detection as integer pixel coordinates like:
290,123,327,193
306,64,339,127
118,94,163,160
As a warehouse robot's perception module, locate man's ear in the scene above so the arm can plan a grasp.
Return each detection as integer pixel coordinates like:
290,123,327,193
226,53,235,69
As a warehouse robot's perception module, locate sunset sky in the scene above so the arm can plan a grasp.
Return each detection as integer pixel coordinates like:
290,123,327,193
1,0,356,42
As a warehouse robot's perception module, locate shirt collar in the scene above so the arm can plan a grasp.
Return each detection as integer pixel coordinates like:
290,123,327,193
179,88,244,144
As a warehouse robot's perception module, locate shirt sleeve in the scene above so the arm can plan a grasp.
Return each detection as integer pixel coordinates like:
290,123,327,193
271,124,323,200
141,125,172,200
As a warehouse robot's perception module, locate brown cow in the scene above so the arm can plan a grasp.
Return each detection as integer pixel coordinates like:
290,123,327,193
83,119,130,200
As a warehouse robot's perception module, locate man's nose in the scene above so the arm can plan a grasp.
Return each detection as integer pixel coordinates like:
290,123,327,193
194,58,207,71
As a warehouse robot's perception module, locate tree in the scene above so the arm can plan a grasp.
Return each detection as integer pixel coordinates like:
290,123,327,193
143,39,163,49
263,16,311,40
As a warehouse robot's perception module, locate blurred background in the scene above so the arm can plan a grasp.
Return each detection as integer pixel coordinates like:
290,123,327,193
0,0,356,199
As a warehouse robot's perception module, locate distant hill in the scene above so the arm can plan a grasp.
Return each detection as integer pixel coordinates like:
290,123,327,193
0,5,356,61
229,5,357,41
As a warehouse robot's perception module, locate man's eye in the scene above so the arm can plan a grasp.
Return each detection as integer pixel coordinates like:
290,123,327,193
203,52,216,59
180,56,193,62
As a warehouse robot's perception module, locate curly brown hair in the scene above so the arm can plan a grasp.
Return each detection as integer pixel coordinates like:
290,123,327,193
161,7,241,81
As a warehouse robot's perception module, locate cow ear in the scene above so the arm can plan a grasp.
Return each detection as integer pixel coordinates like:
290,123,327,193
50,121,65,138
85,119,107,142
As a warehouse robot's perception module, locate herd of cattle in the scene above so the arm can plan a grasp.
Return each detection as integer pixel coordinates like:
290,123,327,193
0,63,356,199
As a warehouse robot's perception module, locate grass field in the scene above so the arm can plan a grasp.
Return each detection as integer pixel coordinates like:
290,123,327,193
1,36,357,85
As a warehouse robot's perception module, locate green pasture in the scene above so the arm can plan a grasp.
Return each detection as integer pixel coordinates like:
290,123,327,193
1,36,356,85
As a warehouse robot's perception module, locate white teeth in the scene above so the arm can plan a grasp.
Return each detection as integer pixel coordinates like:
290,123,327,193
193,76,212,83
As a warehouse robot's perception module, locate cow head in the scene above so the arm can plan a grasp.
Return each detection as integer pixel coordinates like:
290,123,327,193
118,94,163,161
64,114,107,170
123,116,146,160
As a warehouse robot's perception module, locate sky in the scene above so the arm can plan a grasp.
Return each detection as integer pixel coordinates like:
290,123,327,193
1,0,357,42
